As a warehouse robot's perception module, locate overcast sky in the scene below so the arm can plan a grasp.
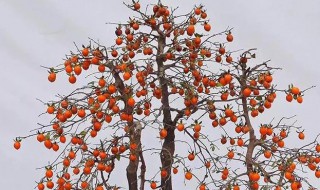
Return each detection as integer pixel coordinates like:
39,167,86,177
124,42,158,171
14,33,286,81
1,0,320,189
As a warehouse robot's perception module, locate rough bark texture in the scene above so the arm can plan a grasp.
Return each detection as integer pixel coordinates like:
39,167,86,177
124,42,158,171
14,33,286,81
108,62,140,190
126,122,142,190
241,64,257,190
139,150,146,190
157,33,175,190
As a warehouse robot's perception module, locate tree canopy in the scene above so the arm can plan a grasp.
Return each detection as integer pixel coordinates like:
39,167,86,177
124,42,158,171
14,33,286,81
14,1,319,190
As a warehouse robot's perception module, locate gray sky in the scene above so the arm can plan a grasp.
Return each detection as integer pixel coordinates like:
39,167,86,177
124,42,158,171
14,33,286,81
1,0,320,189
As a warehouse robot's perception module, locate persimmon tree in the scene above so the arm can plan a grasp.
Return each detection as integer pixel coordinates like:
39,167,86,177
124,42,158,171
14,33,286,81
14,1,319,190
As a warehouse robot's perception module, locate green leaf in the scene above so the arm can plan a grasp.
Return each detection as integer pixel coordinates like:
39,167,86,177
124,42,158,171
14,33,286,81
46,132,51,139
80,130,87,136
116,154,121,161
216,83,222,87
256,96,262,100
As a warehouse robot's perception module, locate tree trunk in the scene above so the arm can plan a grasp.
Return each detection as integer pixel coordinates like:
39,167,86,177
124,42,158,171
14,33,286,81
156,33,175,190
160,125,175,190
241,65,256,190
126,122,142,190
109,63,140,190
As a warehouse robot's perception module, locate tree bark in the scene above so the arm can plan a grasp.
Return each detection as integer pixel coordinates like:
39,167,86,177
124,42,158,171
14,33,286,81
160,126,175,190
126,122,142,190
156,33,175,190
108,62,140,190
240,64,257,190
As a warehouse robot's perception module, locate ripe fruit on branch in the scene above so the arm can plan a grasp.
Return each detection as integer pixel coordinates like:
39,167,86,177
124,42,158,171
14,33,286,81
48,72,56,82
188,152,195,161
185,171,193,180
226,33,233,42
159,128,168,139
291,86,300,95
242,87,252,97
14,1,317,190
187,25,195,36
298,131,305,140
14,141,21,150
204,22,211,31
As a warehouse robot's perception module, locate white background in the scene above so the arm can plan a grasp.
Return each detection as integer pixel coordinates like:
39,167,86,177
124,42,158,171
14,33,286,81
1,0,320,189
